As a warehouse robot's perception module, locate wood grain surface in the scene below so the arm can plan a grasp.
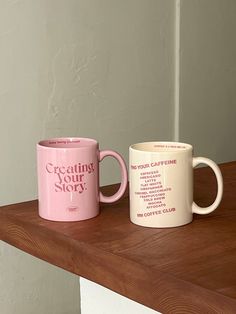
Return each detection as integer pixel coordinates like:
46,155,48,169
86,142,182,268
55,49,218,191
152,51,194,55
0,162,236,313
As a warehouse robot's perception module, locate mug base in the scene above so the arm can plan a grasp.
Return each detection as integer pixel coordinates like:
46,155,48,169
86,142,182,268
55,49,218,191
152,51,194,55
130,218,193,229
38,212,100,222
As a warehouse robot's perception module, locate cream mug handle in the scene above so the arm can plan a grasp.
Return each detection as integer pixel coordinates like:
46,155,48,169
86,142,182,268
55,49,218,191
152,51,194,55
192,157,223,214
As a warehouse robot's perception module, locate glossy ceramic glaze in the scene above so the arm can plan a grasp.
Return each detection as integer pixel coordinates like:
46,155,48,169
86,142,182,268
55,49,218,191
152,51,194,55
129,141,223,228
37,137,128,221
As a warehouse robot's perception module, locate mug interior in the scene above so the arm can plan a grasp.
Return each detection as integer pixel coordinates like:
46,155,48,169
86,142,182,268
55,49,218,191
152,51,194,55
38,138,97,149
130,142,192,152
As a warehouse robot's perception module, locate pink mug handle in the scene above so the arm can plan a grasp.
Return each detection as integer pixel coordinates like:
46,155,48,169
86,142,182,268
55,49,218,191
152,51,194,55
99,150,128,203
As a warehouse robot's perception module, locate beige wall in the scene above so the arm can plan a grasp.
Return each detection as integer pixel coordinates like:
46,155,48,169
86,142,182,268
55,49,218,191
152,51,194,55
0,1,175,313
179,0,236,162
0,244,80,314
0,0,175,206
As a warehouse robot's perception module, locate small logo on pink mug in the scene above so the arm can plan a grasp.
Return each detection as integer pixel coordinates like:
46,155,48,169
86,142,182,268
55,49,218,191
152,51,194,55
67,206,79,212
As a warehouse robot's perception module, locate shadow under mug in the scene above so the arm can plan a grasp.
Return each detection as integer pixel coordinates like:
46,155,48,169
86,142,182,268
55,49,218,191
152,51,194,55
129,141,223,228
37,137,128,221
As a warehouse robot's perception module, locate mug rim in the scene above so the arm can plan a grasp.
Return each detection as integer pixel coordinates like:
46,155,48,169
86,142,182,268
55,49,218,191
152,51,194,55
130,141,193,153
37,137,98,149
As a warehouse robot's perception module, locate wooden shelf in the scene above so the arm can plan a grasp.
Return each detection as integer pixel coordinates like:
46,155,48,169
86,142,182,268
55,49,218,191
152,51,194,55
0,162,236,313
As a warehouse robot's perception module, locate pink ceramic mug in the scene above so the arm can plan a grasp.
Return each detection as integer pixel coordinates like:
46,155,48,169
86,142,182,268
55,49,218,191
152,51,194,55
37,137,128,221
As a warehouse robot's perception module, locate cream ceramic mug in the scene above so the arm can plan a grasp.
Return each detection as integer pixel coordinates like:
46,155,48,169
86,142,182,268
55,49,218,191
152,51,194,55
129,142,223,228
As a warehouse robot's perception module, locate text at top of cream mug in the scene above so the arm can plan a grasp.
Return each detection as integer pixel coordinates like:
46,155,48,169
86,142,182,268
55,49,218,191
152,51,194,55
129,141,223,228
37,137,128,222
